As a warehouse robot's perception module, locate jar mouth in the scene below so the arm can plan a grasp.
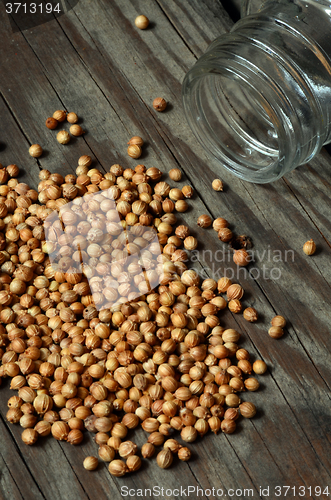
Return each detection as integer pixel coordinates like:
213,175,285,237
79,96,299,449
183,61,291,183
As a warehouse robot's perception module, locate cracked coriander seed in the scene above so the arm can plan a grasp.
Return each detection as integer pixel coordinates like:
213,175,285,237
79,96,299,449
135,15,149,29
29,144,43,158
153,97,167,112
303,239,316,255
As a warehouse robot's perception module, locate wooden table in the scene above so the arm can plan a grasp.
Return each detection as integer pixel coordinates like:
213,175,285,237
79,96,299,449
0,1,330,499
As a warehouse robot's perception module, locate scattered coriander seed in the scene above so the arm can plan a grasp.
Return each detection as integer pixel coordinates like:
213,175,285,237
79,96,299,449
53,110,67,122
228,299,242,313
253,360,267,375
127,144,142,159
29,144,43,158
239,402,257,418
212,179,224,191
182,185,194,198
6,164,19,177
213,217,229,231
108,460,128,477
244,378,260,392
197,214,212,228
67,112,79,124
98,445,116,462
233,249,250,266
218,228,233,242
178,447,191,461
243,307,258,322
45,117,58,129
57,130,71,144
184,236,198,251
141,442,155,459
70,124,84,137
78,155,92,167
175,200,188,212
21,428,38,445
221,419,236,434
127,136,144,147
268,326,284,339
156,449,173,469
153,97,167,112
163,438,181,453
126,455,141,472
303,239,316,255
83,456,98,471
271,315,286,328
169,168,182,181
135,15,149,29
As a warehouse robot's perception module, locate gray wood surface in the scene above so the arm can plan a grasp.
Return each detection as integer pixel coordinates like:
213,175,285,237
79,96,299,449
0,1,330,499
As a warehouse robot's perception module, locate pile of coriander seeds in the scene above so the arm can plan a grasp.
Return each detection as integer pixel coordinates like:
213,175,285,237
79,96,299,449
0,157,266,476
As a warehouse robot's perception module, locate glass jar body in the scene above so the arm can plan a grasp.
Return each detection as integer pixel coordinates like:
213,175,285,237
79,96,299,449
182,0,331,183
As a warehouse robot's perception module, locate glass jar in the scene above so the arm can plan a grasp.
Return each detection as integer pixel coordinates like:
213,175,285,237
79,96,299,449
182,0,331,183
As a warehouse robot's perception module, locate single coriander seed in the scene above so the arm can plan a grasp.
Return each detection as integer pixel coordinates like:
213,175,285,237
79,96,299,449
182,185,194,198
239,402,257,418
233,249,250,266
197,214,212,228
127,144,142,159
57,130,71,144
212,179,224,191
67,112,79,124
29,144,43,158
53,110,67,122
70,125,84,137
268,326,284,339
253,360,267,375
156,449,173,469
45,117,58,130
243,307,258,322
153,97,167,112
135,15,149,30
178,447,191,461
303,239,316,255
128,136,144,147
169,168,182,181
108,460,128,477
83,456,98,471
271,315,286,328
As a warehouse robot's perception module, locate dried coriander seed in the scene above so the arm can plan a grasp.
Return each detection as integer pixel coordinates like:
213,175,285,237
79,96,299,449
212,179,224,191
57,130,71,144
83,456,98,471
135,15,149,29
29,144,43,158
153,97,167,112
303,239,316,255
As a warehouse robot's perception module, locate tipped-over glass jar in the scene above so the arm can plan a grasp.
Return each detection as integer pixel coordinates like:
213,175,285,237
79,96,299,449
182,0,331,183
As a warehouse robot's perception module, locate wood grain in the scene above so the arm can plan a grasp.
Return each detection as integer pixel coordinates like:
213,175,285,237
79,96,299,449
0,0,330,499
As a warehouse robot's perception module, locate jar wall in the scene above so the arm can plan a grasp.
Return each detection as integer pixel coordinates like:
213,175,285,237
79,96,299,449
182,0,331,183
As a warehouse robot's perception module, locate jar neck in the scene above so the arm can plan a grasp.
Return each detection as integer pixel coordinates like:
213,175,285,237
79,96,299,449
182,1,331,183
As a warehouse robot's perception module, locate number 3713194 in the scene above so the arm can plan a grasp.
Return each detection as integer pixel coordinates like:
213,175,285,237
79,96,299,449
6,3,61,14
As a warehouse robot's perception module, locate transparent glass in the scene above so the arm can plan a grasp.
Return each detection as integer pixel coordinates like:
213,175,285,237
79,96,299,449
182,0,331,183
